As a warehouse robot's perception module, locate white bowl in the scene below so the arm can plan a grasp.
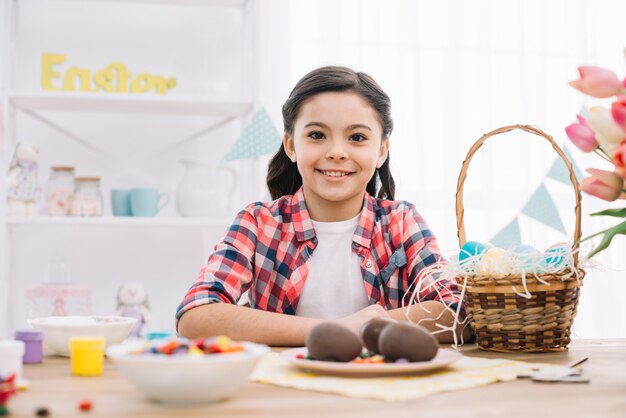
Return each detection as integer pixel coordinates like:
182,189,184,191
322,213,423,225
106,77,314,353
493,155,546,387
28,316,137,357
107,342,269,404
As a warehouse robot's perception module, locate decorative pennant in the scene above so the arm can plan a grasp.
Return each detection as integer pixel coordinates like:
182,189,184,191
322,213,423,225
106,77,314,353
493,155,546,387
522,183,567,234
490,218,522,248
547,145,583,185
222,108,282,162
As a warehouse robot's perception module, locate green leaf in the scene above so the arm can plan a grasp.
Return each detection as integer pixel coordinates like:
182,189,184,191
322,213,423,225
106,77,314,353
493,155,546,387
590,208,626,218
588,220,626,258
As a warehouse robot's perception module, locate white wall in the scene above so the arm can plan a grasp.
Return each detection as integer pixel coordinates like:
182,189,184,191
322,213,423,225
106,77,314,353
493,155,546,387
2,0,624,339
276,0,626,339
1,0,265,336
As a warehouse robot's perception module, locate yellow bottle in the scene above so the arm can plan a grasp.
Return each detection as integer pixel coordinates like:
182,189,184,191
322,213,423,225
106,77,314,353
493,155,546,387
70,337,105,376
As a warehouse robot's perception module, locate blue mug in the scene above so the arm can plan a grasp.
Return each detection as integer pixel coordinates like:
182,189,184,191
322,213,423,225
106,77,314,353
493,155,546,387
111,189,132,216
130,188,170,217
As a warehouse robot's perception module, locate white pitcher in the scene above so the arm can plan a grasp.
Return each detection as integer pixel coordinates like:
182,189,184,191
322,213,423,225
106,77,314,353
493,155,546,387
176,159,238,218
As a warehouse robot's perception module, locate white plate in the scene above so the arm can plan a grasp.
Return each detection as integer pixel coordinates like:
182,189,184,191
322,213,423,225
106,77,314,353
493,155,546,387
280,347,462,377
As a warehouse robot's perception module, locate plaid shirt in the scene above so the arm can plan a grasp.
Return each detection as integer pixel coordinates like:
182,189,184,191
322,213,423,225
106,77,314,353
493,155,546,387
176,187,463,320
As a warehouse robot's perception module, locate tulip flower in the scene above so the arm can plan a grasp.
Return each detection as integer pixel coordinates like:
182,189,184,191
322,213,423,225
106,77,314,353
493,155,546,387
565,115,598,152
613,141,626,178
569,66,625,98
587,107,626,153
611,96,626,133
581,168,624,201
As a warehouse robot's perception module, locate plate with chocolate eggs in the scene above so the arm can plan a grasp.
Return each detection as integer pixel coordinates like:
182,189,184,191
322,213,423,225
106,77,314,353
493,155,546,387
281,320,462,377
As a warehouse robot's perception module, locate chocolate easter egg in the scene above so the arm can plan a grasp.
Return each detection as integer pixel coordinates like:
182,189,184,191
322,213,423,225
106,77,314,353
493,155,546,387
306,322,362,362
378,323,438,362
360,318,393,354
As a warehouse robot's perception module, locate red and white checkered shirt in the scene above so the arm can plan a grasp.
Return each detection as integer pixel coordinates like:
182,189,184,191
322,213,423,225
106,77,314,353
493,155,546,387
176,187,463,319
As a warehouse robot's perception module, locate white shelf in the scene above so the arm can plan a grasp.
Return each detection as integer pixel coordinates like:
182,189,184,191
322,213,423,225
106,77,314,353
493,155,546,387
5,216,232,228
9,92,253,117
19,0,248,8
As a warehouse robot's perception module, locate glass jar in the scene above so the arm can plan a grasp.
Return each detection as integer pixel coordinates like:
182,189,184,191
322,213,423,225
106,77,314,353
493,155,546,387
47,166,75,216
70,177,103,216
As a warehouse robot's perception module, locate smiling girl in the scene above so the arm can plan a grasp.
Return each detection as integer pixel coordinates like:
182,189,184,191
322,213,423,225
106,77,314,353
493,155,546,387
176,66,467,346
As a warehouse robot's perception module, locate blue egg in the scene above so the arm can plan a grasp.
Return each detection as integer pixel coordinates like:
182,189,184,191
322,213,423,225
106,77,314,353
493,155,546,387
459,241,487,267
511,244,543,271
543,243,571,270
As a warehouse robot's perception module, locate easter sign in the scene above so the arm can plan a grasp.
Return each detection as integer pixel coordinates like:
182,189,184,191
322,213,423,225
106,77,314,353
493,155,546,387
41,53,177,95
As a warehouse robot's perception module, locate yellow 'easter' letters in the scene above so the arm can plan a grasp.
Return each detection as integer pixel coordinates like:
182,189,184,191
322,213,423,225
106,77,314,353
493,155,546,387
41,52,177,95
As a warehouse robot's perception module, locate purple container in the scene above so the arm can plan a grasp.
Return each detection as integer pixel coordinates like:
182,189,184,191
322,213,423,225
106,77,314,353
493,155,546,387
14,329,44,364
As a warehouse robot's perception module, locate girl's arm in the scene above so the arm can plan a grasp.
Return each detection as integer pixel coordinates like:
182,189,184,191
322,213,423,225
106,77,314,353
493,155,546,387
178,303,391,346
399,204,470,343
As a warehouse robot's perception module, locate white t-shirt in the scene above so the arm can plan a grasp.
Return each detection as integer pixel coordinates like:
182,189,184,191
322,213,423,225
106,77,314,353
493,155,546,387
295,213,370,319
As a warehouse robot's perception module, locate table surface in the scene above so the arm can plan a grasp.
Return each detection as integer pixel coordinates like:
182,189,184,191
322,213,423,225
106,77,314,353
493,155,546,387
7,339,626,418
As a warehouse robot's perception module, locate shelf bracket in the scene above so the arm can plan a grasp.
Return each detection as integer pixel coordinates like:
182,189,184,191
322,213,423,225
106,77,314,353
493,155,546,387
152,115,236,158
20,108,112,158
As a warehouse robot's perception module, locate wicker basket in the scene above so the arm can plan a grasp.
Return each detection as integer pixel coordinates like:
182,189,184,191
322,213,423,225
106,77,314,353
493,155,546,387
456,125,585,352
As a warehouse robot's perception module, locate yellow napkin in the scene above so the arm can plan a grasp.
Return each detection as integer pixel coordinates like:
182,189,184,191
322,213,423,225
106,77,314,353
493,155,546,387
251,353,545,401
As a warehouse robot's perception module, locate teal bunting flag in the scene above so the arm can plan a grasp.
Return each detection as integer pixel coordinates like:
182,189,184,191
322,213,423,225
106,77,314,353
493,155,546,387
521,183,567,234
547,145,583,185
223,108,282,162
490,218,522,249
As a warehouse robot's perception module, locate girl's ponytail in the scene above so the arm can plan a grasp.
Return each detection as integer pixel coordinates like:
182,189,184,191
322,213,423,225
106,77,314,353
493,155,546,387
267,144,302,200
366,156,395,200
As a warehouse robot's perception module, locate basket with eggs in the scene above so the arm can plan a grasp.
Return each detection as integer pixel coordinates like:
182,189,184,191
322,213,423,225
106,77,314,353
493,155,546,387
454,125,585,352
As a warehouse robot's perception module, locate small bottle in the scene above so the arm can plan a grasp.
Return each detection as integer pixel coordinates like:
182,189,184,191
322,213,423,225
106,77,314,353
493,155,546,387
0,340,25,381
14,329,44,364
70,177,103,217
47,166,75,216
69,337,105,376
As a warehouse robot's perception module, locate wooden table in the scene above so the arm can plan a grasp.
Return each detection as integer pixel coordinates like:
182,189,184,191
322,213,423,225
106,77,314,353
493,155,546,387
7,339,626,417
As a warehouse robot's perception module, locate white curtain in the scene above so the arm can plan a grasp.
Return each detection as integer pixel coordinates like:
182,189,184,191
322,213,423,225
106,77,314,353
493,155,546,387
259,0,626,338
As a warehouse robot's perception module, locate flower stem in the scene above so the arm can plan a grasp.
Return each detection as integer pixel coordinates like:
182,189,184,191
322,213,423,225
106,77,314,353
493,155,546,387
595,148,614,163
580,227,611,243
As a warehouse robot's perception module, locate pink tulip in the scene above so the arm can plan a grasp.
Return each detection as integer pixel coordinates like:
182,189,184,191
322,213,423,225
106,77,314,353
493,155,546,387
611,96,626,133
569,66,624,98
565,115,598,152
581,168,624,201
587,106,626,148
613,141,626,178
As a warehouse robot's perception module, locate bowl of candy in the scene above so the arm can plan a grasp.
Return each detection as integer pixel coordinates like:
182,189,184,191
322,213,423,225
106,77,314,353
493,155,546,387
28,316,137,356
106,336,269,404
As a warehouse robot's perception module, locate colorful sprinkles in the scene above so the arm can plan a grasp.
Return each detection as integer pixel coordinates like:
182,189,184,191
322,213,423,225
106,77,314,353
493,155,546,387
301,351,412,364
130,336,245,356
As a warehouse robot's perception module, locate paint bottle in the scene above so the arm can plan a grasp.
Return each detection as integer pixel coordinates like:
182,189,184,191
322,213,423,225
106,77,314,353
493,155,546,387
69,337,105,376
0,340,25,381
14,329,44,364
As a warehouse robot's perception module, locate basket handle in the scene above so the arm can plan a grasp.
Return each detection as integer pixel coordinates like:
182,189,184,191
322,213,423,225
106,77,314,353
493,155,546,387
455,124,582,266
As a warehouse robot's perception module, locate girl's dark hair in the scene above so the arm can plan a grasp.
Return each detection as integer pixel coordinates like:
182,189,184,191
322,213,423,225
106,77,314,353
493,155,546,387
266,66,395,200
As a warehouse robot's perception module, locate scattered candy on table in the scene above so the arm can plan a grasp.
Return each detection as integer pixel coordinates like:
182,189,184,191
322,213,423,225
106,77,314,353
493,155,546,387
78,399,92,411
0,374,17,411
35,406,50,417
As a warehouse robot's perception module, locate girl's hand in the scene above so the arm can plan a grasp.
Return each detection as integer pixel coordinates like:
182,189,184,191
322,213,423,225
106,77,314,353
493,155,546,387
334,304,393,336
